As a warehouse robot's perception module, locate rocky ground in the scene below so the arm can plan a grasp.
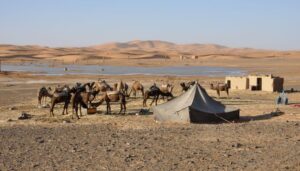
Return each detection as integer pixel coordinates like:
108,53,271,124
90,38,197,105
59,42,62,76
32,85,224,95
0,61,300,170
0,121,299,171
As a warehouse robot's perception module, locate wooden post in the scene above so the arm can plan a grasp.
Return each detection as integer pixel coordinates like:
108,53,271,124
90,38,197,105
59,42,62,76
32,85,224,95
0,60,2,72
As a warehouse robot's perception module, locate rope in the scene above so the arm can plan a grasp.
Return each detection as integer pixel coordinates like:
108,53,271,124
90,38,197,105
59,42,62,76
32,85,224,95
213,113,234,124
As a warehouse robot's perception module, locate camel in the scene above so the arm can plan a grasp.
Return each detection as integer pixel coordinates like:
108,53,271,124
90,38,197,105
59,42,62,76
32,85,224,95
143,86,174,107
128,81,144,98
97,91,126,114
37,86,53,107
210,83,229,97
180,81,196,92
71,82,98,119
49,85,72,117
93,80,112,92
54,84,70,93
160,83,174,100
113,81,129,96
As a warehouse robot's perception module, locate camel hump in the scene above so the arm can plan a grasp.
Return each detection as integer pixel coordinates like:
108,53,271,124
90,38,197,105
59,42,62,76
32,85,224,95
218,83,227,86
161,84,168,88
106,91,119,95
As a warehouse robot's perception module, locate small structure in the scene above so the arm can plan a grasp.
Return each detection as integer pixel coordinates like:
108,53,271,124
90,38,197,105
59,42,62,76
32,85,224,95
179,55,184,61
225,74,284,92
192,55,198,60
153,84,239,123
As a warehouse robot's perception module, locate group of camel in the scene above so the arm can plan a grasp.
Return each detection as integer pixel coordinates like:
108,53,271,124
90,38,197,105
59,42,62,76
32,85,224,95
38,80,175,119
38,79,229,119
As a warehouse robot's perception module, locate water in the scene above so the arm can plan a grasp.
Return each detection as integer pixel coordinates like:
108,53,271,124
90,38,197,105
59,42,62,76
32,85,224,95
2,63,245,77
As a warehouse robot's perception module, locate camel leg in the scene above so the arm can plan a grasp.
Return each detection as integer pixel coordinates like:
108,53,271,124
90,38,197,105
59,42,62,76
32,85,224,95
128,89,132,97
106,101,110,114
119,102,123,114
108,103,111,114
75,103,80,119
79,104,82,117
150,97,155,106
73,103,79,119
123,102,126,114
38,96,42,107
41,97,44,106
50,101,55,117
62,106,65,115
141,88,144,97
62,102,66,115
143,97,147,107
155,95,159,106
65,101,69,115
217,89,220,98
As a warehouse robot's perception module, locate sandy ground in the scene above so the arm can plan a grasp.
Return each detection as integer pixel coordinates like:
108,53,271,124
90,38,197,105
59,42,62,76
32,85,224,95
0,56,300,170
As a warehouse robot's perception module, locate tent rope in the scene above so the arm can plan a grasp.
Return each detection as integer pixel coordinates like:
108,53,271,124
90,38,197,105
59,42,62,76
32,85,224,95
213,113,234,124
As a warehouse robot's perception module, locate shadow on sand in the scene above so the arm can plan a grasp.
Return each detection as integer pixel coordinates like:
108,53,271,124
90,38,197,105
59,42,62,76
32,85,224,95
239,109,284,122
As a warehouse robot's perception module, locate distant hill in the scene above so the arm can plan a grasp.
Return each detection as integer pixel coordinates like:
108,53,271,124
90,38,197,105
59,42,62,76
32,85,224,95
91,40,228,53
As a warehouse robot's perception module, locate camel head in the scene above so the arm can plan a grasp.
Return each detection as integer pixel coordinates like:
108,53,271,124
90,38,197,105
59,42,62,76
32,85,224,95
83,82,95,93
113,83,118,90
167,84,174,93
180,82,185,88
210,83,214,89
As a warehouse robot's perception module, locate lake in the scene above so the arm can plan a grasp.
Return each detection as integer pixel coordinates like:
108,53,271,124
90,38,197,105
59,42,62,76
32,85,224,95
1,63,245,77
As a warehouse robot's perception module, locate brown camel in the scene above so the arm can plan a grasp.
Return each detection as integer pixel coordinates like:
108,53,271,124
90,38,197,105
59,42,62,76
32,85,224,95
128,81,144,98
180,81,196,92
210,83,229,97
93,80,113,92
37,86,53,107
113,81,129,96
49,85,71,117
71,82,98,119
96,91,126,114
143,87,173,107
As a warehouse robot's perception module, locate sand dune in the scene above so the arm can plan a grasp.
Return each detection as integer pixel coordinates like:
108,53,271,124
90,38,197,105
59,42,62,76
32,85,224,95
0,40,299,63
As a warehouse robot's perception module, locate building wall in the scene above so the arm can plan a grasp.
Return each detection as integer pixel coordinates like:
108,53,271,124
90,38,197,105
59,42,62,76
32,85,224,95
225,77,248,90
225,75,284,92
261,76,274,92
248,75,259,88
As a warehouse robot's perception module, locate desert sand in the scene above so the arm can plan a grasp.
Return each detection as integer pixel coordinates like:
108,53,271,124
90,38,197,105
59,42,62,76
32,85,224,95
0,41,300,170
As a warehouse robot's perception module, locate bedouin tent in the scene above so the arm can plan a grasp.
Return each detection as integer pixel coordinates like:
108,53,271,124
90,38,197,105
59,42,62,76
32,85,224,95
152,84,239,123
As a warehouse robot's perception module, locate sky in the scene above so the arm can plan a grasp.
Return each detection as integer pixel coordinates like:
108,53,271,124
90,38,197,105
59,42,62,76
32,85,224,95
0,0,299,50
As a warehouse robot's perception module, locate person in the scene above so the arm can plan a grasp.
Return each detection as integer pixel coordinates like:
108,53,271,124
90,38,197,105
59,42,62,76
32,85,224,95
276,90,288,105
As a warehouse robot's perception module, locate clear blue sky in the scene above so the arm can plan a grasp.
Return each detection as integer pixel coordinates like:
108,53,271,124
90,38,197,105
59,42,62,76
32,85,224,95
0,0,299,50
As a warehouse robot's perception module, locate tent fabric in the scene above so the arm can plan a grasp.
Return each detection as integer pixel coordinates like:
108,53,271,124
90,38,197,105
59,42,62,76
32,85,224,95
153,84,239,123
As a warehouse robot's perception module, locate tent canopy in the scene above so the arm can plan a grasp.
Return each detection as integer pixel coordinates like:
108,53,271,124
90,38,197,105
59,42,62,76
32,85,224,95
153,84,239,123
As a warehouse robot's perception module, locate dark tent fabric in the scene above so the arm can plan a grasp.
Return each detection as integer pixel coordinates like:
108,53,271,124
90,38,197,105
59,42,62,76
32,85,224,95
153,84,239,123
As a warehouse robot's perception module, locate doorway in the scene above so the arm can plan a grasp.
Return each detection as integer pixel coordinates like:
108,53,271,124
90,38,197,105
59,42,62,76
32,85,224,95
257,78,262,90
